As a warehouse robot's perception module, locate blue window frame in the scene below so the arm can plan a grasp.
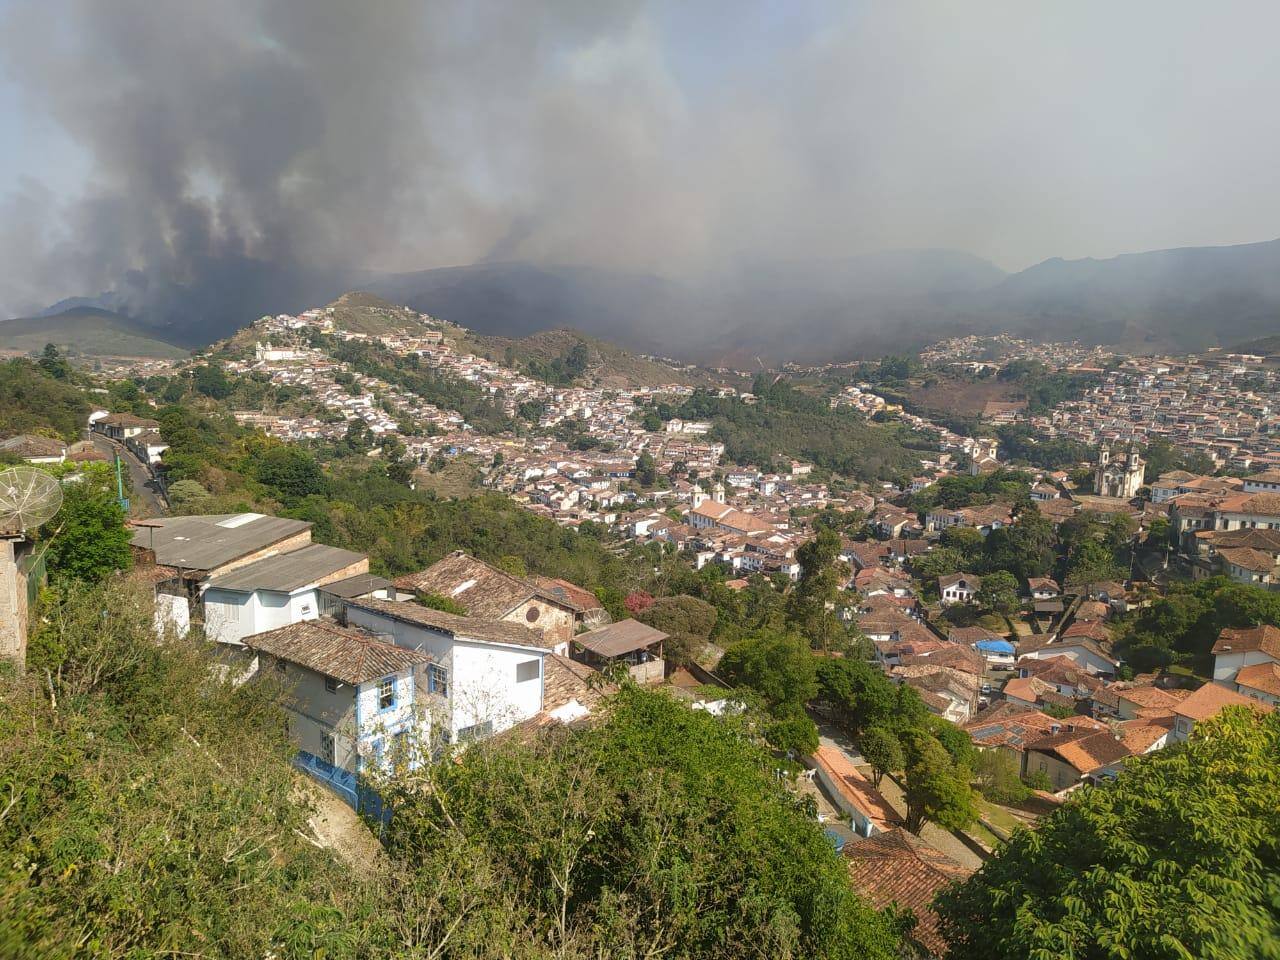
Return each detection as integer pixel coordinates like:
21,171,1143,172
378,677,395,711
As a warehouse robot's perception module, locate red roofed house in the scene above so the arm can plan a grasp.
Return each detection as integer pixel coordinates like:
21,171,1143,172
1211,624,1280,686
1170,681,1273,742
844,828,973,958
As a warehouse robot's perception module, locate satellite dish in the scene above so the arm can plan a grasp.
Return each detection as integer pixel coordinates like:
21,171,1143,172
0,467,64,533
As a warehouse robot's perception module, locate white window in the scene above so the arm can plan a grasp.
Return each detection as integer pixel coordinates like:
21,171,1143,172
428,664,449,697
378,677,395,710
516,659,540,683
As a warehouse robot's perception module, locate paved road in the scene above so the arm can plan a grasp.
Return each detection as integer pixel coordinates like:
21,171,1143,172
90,434,166,517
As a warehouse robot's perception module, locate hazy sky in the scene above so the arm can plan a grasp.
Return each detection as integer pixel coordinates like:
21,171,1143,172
1,0,1278,317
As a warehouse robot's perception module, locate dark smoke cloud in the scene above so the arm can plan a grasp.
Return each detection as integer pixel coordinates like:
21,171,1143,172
2,1,1279,333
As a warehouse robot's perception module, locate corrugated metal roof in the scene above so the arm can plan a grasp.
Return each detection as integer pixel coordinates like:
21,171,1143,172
574,619,667,658
129,513,312,571
205,543,366,592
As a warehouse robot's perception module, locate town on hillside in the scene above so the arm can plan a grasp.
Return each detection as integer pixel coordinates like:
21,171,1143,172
3,310,1280,959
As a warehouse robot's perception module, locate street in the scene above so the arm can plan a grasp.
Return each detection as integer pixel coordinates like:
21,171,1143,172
89,434,167,517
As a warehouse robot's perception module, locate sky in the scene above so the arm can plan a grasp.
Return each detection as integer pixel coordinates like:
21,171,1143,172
1,0,1279,319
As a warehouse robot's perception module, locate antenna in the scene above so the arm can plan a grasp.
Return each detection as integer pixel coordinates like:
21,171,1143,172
0,467,64,533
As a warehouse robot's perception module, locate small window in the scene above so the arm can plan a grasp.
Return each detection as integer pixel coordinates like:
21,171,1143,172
428,664,449,697
378,677,395,710
275,657,287,674
324,675,339,694
525,606,541,623
321,732,335,766
516,659,540,683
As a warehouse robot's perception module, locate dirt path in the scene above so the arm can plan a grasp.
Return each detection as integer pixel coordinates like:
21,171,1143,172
291,776,388,880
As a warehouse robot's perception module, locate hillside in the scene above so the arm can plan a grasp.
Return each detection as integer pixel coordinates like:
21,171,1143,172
462,327,706,388
325,290,430,336
0,307,189,359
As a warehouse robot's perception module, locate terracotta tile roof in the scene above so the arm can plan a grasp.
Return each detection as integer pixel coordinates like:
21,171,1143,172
541,654,612,713
1217,546,1278,574
1211,624,1280,658
245,619,431,685
348,597,555,649
810,745,900,832
1174,682,1274,722
844,828,972,957
529,575,605,614
392,551,566,620
1235,661,1280,697
1116,685,1190,712
964,701,1105,751
946,625,1002,645
1026,727,1131,774
1118,715,1174,754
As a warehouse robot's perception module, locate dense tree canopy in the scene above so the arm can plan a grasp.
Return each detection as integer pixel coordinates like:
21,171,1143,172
937,708,1280,960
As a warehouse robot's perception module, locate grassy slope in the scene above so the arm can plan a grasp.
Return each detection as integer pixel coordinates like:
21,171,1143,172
463,327,706,389
0,308,189,359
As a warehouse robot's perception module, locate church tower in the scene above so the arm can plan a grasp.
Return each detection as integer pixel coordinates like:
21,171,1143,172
1094,442,1144,499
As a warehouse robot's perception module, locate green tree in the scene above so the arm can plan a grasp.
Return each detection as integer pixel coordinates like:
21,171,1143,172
937,708,1280,960
975,570,1019,614
817,658,927,736
192,363,233,400
718,630,818,711
497,554,527,577
1065,539,1125,591
38,343,71,379
636,594,717,667
901,734,977,835
788,528,847,650
860,726,905,787
255,445,327,503
382,685,901,959
634,450,658,488
973,749,1031,805
43,483,132,583
166,478,210,510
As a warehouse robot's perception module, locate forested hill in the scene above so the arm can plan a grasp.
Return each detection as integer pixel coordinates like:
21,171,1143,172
0,307,189,359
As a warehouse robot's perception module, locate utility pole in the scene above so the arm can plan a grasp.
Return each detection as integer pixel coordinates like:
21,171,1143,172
114,453,130,512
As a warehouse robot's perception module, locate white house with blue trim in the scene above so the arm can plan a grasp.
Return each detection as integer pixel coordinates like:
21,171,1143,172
244,618,433,808
345,597,556,744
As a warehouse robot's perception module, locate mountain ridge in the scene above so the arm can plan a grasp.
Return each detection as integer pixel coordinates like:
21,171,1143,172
9,237,1280,364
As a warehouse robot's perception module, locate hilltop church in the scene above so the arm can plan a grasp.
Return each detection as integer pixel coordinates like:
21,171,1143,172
1094,443,1145,499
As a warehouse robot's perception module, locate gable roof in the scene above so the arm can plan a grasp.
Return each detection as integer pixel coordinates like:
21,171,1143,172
844,828,972,957
392,551,571,620
1175,682,1274,722
542,654,611,713
1234,661,1280,697
1026,727,1131,774
245,619,430,685
529,575,605,614
1212,624,1280,658
348,597,555,650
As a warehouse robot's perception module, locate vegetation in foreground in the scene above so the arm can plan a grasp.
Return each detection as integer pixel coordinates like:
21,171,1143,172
2,580,904,959
937,707,1280,960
